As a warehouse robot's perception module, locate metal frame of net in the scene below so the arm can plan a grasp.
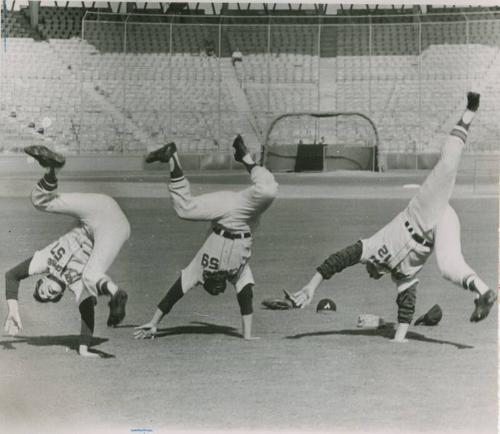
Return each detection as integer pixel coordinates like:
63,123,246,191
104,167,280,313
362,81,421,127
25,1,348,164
261,111,379,171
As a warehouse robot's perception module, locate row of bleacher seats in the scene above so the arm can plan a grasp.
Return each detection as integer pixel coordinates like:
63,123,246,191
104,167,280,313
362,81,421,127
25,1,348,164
1,35,499,154
1,10,37,38
329,19,500,56
234,53,318,83
334,44,496,80
245,85,318,112
4,7,500,57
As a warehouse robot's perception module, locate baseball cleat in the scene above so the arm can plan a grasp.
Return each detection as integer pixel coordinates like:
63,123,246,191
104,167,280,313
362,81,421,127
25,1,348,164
466,92,480,112
145,142,177,163
470,289,496,322
24,145,65,168
232,134,248,163
107,289,128,327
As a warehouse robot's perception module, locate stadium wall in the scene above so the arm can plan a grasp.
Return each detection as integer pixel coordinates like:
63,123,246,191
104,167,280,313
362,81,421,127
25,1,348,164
0,152,493,174
0,152,258,173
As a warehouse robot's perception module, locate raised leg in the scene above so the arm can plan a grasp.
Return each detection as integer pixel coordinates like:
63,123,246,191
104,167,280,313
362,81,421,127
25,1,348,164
407,92,480,233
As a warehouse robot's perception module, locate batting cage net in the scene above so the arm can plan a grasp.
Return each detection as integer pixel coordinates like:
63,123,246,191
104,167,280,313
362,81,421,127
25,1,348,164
261,112,379,172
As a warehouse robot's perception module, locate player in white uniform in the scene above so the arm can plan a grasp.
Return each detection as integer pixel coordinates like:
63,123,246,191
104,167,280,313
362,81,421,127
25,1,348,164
134,135,278,340
290,92,496,342
3,146,130,357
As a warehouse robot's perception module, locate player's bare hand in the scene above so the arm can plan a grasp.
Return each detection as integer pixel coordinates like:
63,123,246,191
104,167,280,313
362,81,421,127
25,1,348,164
78,345,101,358
291,285,316,308
283,289,298,308
134,323,158,340
4,310,23,336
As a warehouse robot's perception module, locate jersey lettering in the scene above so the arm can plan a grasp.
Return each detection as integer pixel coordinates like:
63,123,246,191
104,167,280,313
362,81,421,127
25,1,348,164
50,243,66,261
201,253,219,270
367,244,393,274
43,227,93,289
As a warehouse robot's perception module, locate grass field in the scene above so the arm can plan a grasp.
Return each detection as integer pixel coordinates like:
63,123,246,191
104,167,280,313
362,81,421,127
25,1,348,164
0,175,497,434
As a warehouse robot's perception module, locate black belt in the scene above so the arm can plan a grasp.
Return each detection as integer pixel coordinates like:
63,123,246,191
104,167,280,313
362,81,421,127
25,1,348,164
213,227,251,240
405,221,433,248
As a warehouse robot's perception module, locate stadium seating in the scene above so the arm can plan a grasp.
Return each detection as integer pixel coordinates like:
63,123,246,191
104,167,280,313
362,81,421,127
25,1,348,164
1,6,499,157
1,9,36,38
34,6,84,40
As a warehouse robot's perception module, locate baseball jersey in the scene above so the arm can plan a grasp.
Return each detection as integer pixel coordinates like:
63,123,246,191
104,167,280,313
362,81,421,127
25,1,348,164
181,230,254,293
29,225,94,303
170,167,278,294
360,210,434,292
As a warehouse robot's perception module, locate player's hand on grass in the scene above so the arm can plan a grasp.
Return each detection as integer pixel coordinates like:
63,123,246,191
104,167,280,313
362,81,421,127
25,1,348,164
4,308,23,336
78,345,101,358
133,323,158,340
290,273,323,308
291,284,316,308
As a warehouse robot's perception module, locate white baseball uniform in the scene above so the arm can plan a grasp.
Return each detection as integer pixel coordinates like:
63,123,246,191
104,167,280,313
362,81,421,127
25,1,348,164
360,132,485,293
29,177,130,302
168,166,278,294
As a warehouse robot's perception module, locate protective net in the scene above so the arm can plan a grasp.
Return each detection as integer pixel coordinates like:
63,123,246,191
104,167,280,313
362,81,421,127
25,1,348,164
262,111,379,171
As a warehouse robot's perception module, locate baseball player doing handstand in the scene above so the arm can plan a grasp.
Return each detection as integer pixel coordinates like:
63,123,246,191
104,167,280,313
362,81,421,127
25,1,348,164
290,92,496,342
4,146,130,357
134,135,278,340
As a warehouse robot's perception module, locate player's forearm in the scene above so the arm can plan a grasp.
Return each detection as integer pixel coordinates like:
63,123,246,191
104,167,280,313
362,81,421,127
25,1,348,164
308,272,324,291
393,323,410,342
5,258,32,300
157,277,184,315
7,299,20,316
237,284,253,315
396,284,417,325
79,297,95,347
148,309,165,327
316,241,362,280
241,314,253,339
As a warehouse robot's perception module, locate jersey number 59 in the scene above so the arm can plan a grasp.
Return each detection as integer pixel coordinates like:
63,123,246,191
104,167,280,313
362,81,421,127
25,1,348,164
201,253,219,270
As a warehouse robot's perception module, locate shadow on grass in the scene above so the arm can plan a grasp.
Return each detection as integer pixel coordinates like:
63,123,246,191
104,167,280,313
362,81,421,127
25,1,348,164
0,335,115,357
286,323,474,349
154,321,241,339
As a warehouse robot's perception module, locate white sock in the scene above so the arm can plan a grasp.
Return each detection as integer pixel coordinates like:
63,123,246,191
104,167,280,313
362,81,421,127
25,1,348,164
465,275,489,296
242,154,255,165
461,110,475,125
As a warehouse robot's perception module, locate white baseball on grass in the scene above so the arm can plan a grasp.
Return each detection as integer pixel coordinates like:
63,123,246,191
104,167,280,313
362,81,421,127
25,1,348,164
41,117,52,129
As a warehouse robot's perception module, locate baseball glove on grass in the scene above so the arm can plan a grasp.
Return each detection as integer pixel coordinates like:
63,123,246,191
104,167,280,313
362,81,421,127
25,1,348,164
261,290,298,310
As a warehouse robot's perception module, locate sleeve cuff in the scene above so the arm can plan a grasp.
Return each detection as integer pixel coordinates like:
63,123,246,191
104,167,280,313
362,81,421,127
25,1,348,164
316,266,329,280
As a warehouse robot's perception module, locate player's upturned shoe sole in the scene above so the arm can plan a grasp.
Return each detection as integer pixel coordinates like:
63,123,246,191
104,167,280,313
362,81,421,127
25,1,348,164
145,142,177,163
232,134,248,163
470,289,496,322
107,289,128,327
24,145,65,168
466,91,480,112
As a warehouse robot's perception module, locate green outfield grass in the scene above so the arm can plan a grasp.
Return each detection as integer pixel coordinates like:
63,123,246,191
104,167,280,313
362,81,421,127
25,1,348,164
0,194,497,434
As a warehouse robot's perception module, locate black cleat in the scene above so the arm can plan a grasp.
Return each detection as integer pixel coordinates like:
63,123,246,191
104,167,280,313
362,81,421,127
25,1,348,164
145,142,177,163
470,289,496,322
466,92,480,112
24,145,65,168
232,134,248,163
107,289,128,327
